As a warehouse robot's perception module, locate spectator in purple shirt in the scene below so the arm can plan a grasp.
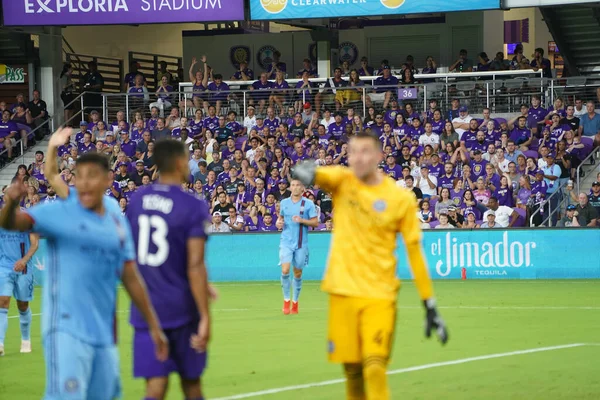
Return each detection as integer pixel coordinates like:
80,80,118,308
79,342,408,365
269,71,289,115
259,213,279,231
206,74,230,116
530,48,553,79
383,154,402,180
421,56,437,82
368,66,398,109
266,50,286,80
296,58,318,78
119,131,137,158
528,95,547,134
264,107,281,134
231,60,254,81
0,110,18,159
250,72,272,115
358,57,374,77
328,113,346,140
470,150,489,179
508,116,533,151
78,132,95,154
290,142,310,164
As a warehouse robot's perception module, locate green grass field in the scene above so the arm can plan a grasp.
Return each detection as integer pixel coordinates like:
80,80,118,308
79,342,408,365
1,281,600,399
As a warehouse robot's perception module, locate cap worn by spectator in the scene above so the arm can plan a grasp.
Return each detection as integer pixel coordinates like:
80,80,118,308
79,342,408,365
79,121,87,126
459,106,468,112
566,204,577,211
465,210,475,217
535,170,544,176
90,110,99,116
383,65,390,70
473,150,482,155
256,115,264,120
303,102,311,109
106,131,114,136
448,205,457,212
279,179,288,185
213,211,222,217
135,160,144,165
259,157,268,163
593,181,600,186
420,165,429,170
118,162,128,168
247,105,255,110
484,210,496,217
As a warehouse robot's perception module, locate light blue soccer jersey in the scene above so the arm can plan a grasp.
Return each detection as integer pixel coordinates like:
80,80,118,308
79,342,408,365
280,197,317,250
25,194,135,346
0,228,31,273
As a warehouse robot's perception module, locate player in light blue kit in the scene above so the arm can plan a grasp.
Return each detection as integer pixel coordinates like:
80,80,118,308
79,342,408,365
276,178,319,315
0,226,38,356
0,131,168,400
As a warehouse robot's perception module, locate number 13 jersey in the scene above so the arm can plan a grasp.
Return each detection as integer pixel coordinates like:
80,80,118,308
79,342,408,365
126,184,211,330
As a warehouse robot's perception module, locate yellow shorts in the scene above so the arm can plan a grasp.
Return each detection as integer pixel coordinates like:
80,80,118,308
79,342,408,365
327,294,397,364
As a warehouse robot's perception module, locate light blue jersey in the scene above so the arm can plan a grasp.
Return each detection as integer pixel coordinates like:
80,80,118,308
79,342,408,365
0,228,31,272
25,191,135,399
25,192,135,345
280,197,317,250
0,228,34,301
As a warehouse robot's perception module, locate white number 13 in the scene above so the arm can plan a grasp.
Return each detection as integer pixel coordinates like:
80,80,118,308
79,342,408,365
137,215,169,267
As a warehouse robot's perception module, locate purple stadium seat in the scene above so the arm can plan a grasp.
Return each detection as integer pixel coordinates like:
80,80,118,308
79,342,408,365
427,197,437,210
429,220,440,229
494,117,507,126
523,150,539,159
513,207,526,227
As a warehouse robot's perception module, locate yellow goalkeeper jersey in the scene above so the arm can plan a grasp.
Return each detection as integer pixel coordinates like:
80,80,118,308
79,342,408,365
316,166,433,301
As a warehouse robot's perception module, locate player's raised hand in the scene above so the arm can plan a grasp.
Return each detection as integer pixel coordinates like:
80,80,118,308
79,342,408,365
5,180,27,202
150,328,169,362
190,318,210,353
49,126,73,148
423,299,448,345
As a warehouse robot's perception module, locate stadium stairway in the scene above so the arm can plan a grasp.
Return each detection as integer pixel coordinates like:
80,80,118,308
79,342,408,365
0,137,49,188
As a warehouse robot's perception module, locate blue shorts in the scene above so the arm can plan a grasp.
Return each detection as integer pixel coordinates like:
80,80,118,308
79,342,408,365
43,331,121,400
0,269,34,301
279,246,309,270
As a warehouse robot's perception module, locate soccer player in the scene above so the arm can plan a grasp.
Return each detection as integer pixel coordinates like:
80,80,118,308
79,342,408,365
275,178,319,315
292,131,449,400
0,227,38,355
0,139,168,399
127,139,213,400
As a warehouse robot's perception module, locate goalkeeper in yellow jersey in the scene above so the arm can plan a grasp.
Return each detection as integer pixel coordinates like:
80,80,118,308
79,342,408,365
292,130,448,400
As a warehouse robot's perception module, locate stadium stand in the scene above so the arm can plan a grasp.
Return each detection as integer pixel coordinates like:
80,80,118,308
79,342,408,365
1,49,598,229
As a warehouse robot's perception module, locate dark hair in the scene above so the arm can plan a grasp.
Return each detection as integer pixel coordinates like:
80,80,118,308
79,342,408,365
77,152,110,172
60,63,72,78
35,151,44,156
154,139,187,173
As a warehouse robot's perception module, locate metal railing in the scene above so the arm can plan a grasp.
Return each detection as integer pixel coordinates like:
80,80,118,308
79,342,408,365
99,70,559,123
129,51,182,91
0,117,54,168
65,52,124,93
576,147,598,194
529,180,567,227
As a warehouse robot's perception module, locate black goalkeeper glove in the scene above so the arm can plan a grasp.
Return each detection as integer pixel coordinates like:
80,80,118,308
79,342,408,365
424,298,448,345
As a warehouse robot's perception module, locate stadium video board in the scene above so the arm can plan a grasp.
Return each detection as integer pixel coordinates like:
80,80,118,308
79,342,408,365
2,0,244,26
250,0,500,21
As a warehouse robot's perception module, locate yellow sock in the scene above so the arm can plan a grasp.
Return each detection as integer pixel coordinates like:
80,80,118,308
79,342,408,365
343,363,366,400
363,356,389,400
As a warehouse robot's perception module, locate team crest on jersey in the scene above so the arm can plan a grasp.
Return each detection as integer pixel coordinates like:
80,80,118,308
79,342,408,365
338,42,358,66
64,378,79,393
373,200,387,212
256,45,278,70
230,46,251,69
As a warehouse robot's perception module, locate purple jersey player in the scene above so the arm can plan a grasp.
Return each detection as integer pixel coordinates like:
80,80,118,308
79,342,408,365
127,140,214,400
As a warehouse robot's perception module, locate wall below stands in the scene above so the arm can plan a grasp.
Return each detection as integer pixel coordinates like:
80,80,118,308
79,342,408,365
30,229,600,285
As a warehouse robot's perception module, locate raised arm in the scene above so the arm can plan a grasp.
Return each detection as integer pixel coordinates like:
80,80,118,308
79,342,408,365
0,182,34,232
45,127,73,199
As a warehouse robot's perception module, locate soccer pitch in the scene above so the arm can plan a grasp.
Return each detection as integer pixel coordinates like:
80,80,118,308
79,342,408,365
1,281,600,399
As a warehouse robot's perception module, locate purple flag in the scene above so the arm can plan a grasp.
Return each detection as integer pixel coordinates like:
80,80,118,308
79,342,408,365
2,0,244,26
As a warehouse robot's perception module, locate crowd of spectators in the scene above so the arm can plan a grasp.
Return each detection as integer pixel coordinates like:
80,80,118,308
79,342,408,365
2,46,599,232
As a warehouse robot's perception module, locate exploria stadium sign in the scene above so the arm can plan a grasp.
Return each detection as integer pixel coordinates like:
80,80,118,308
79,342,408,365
2,0,244,26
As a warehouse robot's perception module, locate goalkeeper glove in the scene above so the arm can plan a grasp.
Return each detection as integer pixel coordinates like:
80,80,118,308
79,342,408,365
424,298,448,345
291,161,317,187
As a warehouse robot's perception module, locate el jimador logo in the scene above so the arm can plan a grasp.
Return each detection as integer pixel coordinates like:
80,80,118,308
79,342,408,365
259,0,406,14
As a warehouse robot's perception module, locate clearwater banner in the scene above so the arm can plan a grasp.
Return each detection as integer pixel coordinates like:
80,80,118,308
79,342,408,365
250,0,500,21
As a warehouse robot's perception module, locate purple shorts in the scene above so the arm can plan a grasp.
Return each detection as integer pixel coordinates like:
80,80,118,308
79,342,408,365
133,321,207,379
